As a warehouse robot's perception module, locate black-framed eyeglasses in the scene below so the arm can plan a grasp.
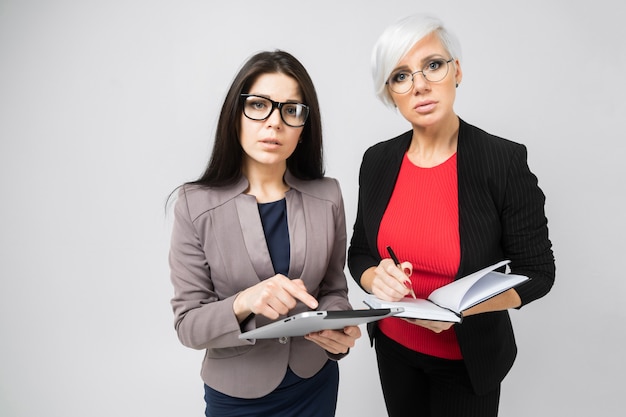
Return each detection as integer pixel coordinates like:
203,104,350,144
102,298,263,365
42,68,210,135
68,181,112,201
240,94,309,127
386,58,454,94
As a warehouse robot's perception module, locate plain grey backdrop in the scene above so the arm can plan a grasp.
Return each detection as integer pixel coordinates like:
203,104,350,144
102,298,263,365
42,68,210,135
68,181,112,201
1,1,624,416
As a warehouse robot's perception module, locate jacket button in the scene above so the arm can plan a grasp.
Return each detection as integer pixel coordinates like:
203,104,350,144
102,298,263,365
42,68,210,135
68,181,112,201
278,336,289,344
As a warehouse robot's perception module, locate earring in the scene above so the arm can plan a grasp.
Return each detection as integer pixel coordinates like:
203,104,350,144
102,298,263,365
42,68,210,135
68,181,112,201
455,83,459,88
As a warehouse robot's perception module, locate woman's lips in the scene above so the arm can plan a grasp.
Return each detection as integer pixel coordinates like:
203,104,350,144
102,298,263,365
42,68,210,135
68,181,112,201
414,100,436,113
259,138,281,148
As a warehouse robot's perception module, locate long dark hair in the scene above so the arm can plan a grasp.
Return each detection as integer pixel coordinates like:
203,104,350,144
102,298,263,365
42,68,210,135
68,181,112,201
191,50,324,187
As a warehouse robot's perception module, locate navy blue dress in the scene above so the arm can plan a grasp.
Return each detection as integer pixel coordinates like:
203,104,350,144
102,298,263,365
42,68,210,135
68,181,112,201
204,198,339,417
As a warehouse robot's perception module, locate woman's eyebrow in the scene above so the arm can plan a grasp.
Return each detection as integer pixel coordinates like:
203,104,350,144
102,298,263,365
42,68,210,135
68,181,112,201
392,53,449,72
246,93,303,103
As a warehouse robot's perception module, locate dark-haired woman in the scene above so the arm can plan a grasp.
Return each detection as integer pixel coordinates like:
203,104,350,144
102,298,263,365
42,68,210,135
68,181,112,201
168,50,361,417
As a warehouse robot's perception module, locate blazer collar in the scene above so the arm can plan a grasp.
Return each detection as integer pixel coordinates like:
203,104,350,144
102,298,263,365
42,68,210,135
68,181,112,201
228,169,308,195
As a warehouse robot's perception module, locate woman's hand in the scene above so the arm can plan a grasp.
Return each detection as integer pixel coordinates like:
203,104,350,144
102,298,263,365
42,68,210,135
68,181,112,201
401,318,454,333
233,275,318,322
304,325,362,354
370,258,414,301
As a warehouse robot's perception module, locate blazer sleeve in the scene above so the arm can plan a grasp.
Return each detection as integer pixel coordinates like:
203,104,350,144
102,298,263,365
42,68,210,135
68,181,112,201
348,147,382,289
169,188,253,350
500,144,555,306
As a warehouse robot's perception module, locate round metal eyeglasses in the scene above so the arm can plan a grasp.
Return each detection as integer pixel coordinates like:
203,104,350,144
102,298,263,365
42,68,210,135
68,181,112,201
386,58,454,94
241,94,309,127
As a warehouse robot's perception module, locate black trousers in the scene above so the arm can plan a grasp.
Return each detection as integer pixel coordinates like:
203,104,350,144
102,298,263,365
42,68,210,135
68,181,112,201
375,332,500,417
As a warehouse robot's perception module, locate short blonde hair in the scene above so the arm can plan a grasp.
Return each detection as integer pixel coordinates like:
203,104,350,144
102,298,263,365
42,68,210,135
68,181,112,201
372,14,462,108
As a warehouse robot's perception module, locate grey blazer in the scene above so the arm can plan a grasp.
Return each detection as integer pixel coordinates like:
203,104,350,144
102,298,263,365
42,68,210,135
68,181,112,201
169,171,351,398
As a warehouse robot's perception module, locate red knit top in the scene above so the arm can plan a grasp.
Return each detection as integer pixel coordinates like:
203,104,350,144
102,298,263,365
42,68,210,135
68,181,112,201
377,152,462,360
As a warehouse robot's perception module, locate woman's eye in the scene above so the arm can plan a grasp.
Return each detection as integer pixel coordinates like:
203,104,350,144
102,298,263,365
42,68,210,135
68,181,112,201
393,72,410,82
250,100,267,110
427,60,444,71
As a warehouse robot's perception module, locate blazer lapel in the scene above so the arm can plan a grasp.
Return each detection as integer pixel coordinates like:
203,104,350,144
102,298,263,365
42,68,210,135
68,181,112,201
234,194,276,280
455,119,504,279
285,189,305,278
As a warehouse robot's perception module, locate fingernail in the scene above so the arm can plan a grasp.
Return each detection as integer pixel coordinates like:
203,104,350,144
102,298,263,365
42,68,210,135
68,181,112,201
403,268,411,276
403,281,412,289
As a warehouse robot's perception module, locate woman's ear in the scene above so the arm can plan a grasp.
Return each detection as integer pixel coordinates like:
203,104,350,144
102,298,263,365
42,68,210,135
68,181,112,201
454,58,463,87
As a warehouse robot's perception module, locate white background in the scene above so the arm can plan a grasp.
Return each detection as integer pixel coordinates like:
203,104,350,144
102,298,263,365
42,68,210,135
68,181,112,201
1,1,624,416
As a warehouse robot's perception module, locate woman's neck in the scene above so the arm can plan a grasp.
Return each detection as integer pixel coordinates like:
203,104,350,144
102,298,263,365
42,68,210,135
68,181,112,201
408,116,459,168
242,162,289,203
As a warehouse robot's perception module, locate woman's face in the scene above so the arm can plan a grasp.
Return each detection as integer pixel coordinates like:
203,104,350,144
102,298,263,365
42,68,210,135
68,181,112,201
239,72,304,173
388,32,462,129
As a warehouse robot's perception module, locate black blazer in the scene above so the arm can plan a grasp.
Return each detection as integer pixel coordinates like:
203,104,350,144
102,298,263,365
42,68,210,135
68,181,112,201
348,118,555,394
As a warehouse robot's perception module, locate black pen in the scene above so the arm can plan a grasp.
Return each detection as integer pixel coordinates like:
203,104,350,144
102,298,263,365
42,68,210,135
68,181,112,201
386,246,417,299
